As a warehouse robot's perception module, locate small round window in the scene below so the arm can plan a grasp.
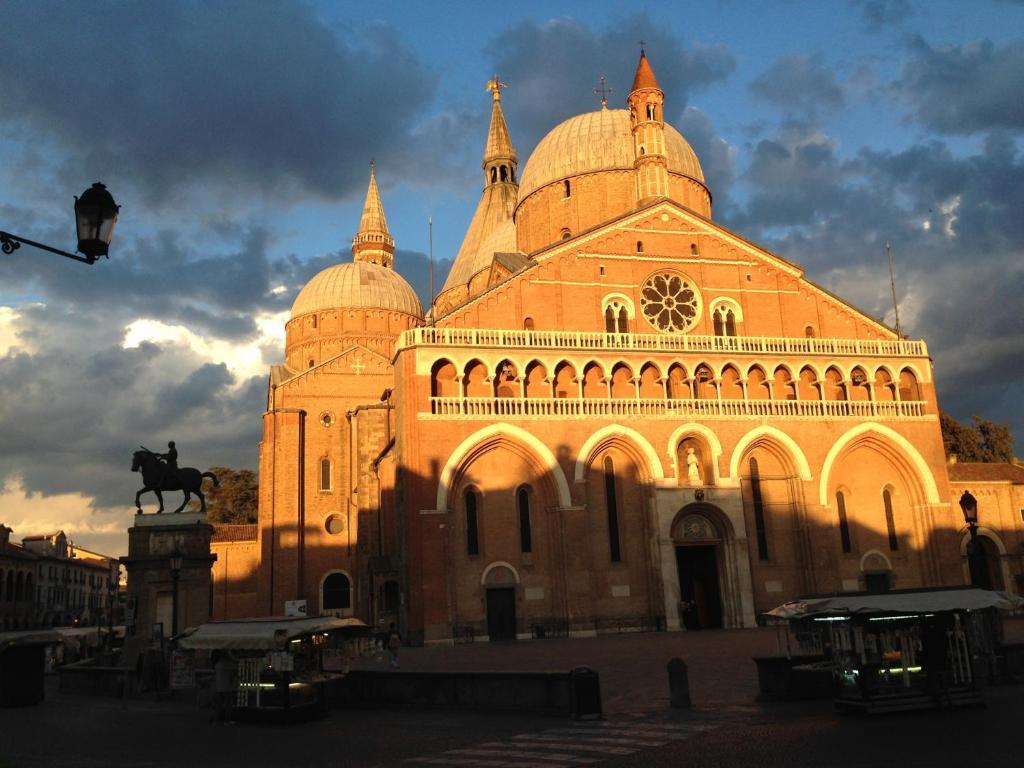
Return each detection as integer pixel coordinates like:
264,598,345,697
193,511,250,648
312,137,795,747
639,271,700,333
325,514,345,535
320,411,334,427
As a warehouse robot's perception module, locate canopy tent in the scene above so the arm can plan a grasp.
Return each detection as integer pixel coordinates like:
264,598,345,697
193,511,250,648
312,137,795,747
177,616,367,650
766,587,1023,620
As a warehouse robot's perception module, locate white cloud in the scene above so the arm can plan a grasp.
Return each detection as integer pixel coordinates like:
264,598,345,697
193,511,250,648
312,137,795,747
121,311,287,383
0,306,35,355
0,477,134,557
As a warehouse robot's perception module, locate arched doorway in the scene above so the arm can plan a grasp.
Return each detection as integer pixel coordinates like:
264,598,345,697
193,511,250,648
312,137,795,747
482,562,519,642
964,532,1005,591
672,510,724,629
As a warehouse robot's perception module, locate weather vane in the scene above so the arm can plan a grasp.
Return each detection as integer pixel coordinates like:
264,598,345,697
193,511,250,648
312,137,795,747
486,75,508,101
593,76,613,108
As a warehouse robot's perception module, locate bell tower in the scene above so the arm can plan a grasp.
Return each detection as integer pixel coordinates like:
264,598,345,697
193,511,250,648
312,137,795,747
628,48,669,204
483,76,518,188
351,162,396,268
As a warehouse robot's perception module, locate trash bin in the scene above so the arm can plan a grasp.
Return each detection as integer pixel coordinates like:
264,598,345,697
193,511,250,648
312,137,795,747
569,666,602,720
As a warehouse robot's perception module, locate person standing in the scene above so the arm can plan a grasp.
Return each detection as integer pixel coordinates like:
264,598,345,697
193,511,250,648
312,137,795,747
387,624,402,670
213,651,238,724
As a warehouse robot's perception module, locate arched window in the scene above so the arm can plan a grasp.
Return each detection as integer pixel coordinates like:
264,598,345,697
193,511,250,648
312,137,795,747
553,361,577,399
713,309,724,336
805,325,816,339
605,306,616,334
617,307,628,333
517,487,532,553
311,315,317,329
836,490,852,553
319,458,331,492
15,572,24,602
725,310,737,337
495,360,519,398
604,457,621,562
308,359,315,369
465,489,479,556
636,240,643,253
564,179,571,198
560,227,572,240
749,457,769,561
690,243,699,255
646,104,655,120
490,167,497,184
898,369,921,401
500,165,508,182
883,488,898,551
523,317,535,331
322,572,351,611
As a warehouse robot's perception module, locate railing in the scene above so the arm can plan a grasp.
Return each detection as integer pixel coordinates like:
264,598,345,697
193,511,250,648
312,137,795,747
400,327,927,357
427,396,928,420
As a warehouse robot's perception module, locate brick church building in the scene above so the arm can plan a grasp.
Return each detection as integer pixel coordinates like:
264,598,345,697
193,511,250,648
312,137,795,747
211,52,1020,644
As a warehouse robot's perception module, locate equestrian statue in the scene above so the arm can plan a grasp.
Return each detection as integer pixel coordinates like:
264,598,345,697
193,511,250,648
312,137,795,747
132,441,219,514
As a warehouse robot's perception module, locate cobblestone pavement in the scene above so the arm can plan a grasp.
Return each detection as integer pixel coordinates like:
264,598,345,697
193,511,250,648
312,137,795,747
2,621,1021,768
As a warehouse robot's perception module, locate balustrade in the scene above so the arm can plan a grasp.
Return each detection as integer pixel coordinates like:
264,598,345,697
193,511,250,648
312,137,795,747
400,327,927,358
427,395,927,420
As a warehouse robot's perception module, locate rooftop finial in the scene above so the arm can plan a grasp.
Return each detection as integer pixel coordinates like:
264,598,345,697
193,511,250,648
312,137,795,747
486,75,508,102
639,39,647,54
593,75,613,109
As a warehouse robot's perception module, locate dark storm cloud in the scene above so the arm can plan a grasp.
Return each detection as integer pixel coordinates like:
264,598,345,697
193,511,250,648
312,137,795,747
677,107,737,214
488,15,735,153
0,304,265,508
724,123,1024,436
853,0,916,32
0,1,436,207
893,37,1024,134
747,54,845,119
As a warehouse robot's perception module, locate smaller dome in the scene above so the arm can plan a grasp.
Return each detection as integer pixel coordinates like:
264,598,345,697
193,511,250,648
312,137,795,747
291,261,423,319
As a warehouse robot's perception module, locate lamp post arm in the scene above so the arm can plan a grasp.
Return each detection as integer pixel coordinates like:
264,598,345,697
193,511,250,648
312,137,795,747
0,231,96,265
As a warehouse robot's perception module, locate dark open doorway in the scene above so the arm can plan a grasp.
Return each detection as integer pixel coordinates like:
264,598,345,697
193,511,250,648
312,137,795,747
675,545,723,629
486,587,517,641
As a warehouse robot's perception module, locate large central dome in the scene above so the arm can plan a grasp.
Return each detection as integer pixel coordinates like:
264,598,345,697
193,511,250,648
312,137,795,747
517,108,705,203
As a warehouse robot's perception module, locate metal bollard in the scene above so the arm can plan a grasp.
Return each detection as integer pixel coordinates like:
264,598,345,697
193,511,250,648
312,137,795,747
668,657,691,708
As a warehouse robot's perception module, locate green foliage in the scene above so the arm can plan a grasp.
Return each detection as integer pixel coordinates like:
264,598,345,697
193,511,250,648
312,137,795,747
193,466,258,523
940,411,1015,463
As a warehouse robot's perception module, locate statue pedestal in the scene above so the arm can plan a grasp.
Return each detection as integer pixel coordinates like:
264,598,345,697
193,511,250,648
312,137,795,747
120,513,217,642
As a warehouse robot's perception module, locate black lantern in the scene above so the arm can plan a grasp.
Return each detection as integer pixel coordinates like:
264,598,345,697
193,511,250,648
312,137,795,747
74,182,120,261
959,491,978,526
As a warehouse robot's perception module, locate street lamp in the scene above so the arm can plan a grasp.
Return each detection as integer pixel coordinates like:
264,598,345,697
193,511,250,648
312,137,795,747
169,553,183,638
958,490,984,588
1,182,120,265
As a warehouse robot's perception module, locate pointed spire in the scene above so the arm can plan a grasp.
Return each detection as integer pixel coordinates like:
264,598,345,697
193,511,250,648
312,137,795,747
351,162,395,268
631,49,661,93
483,76,517,173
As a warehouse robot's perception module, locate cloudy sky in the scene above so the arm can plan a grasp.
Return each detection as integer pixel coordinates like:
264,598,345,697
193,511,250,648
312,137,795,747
1,0,1021,556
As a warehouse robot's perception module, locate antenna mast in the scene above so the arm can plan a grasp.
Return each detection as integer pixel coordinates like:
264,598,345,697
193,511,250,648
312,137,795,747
886,240,901,338
428,217,435,326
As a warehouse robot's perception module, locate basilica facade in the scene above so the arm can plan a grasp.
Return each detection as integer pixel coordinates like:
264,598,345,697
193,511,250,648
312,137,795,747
211,52,1016,644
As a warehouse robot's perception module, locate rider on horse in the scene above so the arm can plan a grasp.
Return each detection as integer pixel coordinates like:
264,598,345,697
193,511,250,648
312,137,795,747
160,441,178,487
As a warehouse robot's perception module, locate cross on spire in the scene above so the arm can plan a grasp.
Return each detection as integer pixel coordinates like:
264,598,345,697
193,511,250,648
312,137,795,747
638,39,647,53
593,76,613,108
486,75,508,102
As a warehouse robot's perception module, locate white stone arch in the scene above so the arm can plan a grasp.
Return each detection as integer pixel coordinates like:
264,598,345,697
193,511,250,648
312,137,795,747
957,527,1012,591
873,363,897,381
436,423,572,511
897,362,930,384
319,569,354,616
728,425,813,481
818,423,941,507
667,423,724,484
859,549,893,573
480,560,521,586
716,359,745,380
601,292,635,318
708,296,743,322
574,424,666,482
771,361,798,379
821,360,848,380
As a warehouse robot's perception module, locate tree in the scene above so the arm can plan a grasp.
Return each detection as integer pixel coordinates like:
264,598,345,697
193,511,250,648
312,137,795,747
940,411,1016,463
191,466,258,524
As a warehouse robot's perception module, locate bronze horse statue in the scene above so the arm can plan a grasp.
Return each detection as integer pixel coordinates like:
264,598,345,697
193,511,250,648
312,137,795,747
132,450,219,514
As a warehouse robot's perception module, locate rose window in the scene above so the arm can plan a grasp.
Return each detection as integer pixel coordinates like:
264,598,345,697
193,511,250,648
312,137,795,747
639,271,700,333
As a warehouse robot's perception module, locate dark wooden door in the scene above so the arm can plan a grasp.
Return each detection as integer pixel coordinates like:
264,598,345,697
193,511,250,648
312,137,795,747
676,545,723,629
486,588,516,641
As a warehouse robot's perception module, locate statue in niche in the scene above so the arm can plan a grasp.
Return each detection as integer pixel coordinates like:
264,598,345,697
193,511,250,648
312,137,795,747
686,445,703,487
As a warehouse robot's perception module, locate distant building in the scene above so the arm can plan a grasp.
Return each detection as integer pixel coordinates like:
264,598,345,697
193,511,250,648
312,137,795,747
1,528,119,630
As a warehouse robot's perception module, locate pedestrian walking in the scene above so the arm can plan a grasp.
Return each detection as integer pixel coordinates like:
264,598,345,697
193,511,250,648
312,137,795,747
212,651,238,724
387,623,402,669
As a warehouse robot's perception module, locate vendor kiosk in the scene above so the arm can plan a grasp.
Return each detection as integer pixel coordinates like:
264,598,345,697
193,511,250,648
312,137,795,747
177,616,369,720
767,587,1022,713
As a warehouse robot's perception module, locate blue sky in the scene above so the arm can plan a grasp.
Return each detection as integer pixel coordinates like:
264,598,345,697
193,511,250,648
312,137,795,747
0,0,1021,555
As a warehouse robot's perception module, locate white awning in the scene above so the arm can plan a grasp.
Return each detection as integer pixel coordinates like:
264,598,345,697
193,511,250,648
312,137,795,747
766,588,1023,620
177,616,368,650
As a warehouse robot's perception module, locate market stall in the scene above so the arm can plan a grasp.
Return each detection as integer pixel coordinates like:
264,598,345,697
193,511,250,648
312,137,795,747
766,587,1023,713
177,616,369,720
